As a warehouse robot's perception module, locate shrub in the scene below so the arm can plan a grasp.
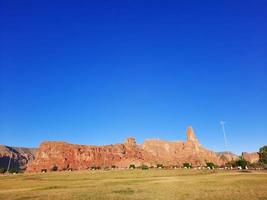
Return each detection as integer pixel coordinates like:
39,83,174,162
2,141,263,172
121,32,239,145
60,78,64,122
141,164,149,170
51,165,58,171
129,164,135,169
248,162,264,169
8,168,18,174
91,166,101,170
183,163,191,169
236,158,249,169
157,164,164,169
206,162,216,169
0,168,6,173
111,165,117,169
225,160,237,168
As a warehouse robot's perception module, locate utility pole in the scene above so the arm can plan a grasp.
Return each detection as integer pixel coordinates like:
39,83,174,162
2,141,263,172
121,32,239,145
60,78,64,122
220,121,230,165
7,153,12,173
220,121,228,149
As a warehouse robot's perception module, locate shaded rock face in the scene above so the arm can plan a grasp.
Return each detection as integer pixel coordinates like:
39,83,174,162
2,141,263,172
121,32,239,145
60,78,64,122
0,145,37,171
242,152,259,163
27,127,226,172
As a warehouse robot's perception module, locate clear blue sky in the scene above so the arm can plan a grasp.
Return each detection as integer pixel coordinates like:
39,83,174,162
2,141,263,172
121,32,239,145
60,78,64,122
0,0,266,154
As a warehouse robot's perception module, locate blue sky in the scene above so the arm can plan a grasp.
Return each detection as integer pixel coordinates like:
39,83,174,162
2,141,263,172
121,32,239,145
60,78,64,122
0,0,266,154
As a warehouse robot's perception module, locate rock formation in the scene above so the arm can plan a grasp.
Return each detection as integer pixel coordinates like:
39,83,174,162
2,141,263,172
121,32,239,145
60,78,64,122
242,152,259,163
141,126,222,166
26,139,154,172
27,126,228,172
0,145,36,171
216,152,239,162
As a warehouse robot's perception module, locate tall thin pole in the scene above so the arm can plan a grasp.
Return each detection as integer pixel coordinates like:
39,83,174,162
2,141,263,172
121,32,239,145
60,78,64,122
220,121,231,165
220,121,228,149
7,153,12,172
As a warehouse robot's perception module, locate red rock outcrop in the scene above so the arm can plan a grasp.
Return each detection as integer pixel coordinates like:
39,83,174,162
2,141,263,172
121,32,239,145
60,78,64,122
26,139,155,172
27,126,226,172
141,126,222,166
242,152,259,163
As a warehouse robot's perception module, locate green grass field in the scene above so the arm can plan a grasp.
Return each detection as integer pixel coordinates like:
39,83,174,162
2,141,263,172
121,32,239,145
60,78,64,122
0,169,267,200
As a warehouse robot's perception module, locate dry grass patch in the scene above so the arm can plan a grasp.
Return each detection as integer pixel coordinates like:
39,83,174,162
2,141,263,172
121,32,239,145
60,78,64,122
0,170,266,200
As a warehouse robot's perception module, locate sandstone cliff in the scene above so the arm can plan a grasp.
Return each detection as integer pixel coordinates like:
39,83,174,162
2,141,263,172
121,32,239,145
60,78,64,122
0,145,36,171
216,152,239,162
242,152,259,163
27,126,226,172
141,126,222,166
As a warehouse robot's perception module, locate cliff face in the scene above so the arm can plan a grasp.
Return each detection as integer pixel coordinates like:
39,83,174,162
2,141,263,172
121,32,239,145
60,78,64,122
216,152,239,162
141,126,222,166
26,139,155,172
0,145,36,171
27,126,226,172
242,152,259,163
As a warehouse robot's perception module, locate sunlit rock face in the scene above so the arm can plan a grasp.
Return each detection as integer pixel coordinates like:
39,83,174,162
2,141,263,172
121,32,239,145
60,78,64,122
141,126,222,167
216,152,239,162
242,152,259,163
26,126,226,172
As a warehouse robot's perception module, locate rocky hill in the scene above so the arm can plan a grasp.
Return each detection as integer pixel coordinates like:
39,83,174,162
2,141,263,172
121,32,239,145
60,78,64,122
27,126,230,172
242,152,259,163
216,152,239,162
0,145,37,171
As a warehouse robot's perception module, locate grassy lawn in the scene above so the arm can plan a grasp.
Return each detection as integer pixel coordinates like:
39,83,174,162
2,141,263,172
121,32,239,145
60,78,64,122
0,169,267,200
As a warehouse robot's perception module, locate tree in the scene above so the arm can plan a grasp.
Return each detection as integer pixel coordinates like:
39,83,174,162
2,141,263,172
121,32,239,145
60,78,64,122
129,164,135,169
236,158,249,169
259,146,267,164
225,160,237,168
141,164,149,170
0,168,6,173
50,165,58,171
183,163,191,169
157,164,164,169
206,162,215,169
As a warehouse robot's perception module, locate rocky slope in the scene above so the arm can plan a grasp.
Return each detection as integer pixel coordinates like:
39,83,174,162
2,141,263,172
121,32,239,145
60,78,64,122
27,126,228,172
216,152,239,162
0,145,37,171
242,152,259,163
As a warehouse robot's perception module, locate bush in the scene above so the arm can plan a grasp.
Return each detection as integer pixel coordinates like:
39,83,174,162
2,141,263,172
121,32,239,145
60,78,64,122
248,162,264,169
141,164,149,170
225,160,237,168
206,162,216,169
8,168,18,174
0,168,6,173
129,164,135,169
111,165,117,169
183,163,191,169
157,164,164,169
51,165,58,171
90,166,101,170
236,158,249,169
